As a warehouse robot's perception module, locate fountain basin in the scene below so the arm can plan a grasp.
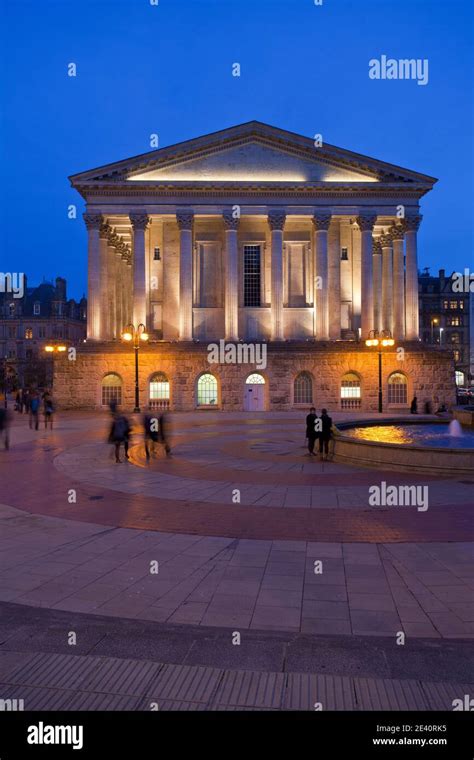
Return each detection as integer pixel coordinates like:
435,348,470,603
333,418,474,477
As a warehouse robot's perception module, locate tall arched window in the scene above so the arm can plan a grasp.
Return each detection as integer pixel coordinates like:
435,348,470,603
197,373,218,407
341,372,361,409
294,372,313,404
149,372,170,410
388,372,408,405
101,373,122,407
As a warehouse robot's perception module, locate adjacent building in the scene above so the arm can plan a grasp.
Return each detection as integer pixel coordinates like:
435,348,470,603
0,277,86,388
53,121,455,411
419,268,472,388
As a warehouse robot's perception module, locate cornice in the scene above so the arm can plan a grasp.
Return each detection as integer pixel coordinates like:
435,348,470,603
75,183,431,202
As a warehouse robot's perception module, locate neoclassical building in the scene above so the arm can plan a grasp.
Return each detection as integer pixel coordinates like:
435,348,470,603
54,121,455,411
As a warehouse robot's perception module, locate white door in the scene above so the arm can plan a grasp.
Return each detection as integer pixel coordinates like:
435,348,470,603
244,383,265,411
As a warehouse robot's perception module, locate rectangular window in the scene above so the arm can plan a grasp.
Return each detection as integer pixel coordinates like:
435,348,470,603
153,247,161,261
243,245,261,307
449,300,458,309
341,247,348,261
33,303,40,315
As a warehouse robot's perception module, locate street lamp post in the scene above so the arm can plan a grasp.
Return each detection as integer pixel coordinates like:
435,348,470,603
365,330,395,413
431,317,439,343
121,323,149,413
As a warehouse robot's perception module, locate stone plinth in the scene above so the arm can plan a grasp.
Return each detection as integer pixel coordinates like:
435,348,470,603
52,341,456,414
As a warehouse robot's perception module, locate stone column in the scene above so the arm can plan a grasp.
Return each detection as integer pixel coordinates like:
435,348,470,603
177,210,194,340
372,238,382,333
107,231,121,338
356,212,377,339
312,212,331,340
99,224,109,339
106,236,116,339
404,214,422,340
223,211,239,341
328,218,341,340
391,224,405,340
130,212,150,328
268,210,286,341
380,232,393,334
83,213,102,340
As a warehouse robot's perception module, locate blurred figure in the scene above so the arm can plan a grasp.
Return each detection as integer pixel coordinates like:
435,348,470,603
424,399,432,415
15,390,22,413
410,396,418,414
29,391,40,430
318,408,333,461
0,397,11,449
109,399,118,415
158,411,171,457
108,411,131,463
23,389,30,415
143,408,159,461
305,406,318,456
43,391,55,430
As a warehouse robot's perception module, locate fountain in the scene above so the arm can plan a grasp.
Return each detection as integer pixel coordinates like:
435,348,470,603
448,419,463,437
332,417,474,476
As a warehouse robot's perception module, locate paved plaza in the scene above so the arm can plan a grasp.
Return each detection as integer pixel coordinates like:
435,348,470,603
0,411,473,710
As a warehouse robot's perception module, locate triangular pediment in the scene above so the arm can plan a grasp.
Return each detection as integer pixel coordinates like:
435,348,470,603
127,139,378,183
70,121,437,188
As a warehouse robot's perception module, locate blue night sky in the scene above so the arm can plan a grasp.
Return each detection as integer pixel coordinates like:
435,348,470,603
1,0,473,299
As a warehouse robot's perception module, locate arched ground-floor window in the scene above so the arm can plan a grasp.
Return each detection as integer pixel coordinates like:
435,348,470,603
294,372,313,405
388,372,408,405
149,372,170,410
197,373,218,407
101,373,122,407
341,372,361,409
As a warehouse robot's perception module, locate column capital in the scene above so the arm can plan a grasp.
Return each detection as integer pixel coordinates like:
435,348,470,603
372,239,382,255
130,212,151,231
99,223,111,239
268,210,286,231
83,213,103,231
312,212,331,231
379,232,392,248
403,213,422,232
223,211,240,230
390,223,405,241
107,230,121,248
176,210,194,230
356,212,377,231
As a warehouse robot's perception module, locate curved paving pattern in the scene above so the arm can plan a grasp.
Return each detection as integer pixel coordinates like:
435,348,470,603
0,412,473,639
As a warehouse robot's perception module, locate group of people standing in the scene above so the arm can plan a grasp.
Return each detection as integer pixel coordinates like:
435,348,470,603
305,407,333,461
107,401,171,463
15,388,55,430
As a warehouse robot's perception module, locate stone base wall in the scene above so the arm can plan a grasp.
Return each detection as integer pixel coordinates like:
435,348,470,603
52,341,456,413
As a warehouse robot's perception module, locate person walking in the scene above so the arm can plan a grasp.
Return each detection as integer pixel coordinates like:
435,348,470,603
43,391,55,430
318,408,333,461
158,411,171,456
29,391,40,431
410,396,418,414
305,406,318,456
0,397,11,450
143,408,159,460
108,411,131,463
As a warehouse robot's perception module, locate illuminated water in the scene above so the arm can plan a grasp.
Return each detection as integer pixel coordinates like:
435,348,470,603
343,423,474,449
